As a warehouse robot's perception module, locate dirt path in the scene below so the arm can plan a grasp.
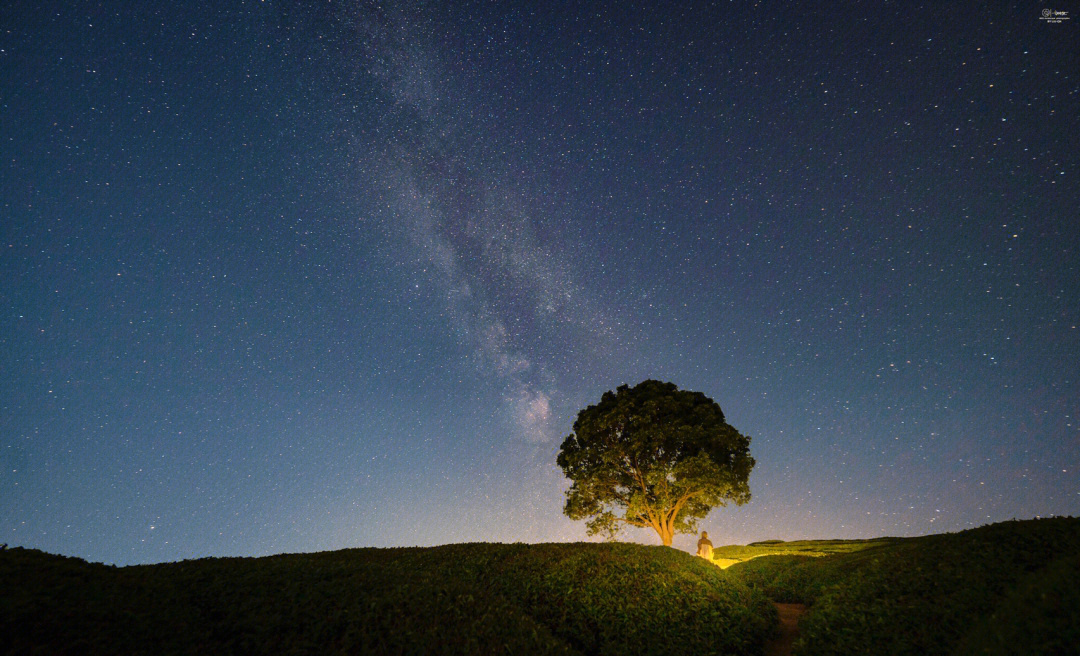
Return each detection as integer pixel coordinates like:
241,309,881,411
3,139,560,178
764,602,807,656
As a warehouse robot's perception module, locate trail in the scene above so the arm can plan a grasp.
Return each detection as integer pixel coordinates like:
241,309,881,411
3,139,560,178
764,603,806,656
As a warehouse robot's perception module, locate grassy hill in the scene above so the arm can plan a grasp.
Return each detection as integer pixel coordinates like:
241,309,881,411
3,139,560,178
6,518,1077,655
725,517,1080,655
1,541,775,656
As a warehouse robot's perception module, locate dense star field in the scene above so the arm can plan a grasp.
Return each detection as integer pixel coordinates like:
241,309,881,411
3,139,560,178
2,2,1077,565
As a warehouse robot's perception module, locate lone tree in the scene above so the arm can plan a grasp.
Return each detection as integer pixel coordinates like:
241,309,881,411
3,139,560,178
557,380,754,546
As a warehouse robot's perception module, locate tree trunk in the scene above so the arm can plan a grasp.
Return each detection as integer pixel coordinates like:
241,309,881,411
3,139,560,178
658,525,674,546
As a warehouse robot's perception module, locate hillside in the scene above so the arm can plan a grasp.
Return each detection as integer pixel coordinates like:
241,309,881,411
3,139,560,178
6,518,1077,655
1,541,775,656
725,517,1080,655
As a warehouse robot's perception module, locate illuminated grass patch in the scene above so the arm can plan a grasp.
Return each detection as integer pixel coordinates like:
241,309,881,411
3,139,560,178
711,537,900,568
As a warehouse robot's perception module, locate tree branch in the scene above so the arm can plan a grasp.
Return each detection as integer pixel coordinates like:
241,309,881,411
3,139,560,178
614,515,649,528
666,489,702,523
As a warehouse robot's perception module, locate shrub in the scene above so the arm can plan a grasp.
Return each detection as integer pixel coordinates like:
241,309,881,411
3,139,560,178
2,541,776,656
725,517,1080,656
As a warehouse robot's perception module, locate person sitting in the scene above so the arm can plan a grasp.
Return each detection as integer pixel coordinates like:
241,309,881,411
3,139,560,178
696,531,714,559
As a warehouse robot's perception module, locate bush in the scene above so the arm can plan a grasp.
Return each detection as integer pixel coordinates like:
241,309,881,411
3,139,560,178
725,517,1080,656
958,552,1080,655
1,542,776,656
724,554,822,603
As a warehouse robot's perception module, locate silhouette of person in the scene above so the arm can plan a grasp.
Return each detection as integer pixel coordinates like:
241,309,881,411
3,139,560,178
696,531,713,559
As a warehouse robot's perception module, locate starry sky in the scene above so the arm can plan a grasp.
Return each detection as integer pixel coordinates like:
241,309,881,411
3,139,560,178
2,1,1078,566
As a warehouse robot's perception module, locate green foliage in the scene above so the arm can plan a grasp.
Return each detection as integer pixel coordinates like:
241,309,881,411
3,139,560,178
958,552,1080,655
724,517,1080,656
1,541,776,656
13,519,1075,655
722,555,823,603
557,380,754,544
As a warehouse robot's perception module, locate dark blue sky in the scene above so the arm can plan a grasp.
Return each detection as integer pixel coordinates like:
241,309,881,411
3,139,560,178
3,1,1077,565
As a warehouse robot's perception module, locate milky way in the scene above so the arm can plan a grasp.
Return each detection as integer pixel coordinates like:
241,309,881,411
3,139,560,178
2,2,1077,564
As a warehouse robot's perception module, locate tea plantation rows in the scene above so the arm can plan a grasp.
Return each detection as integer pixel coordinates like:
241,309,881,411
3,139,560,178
725,517,1080,655
3,541,775,655
6,517,1077,655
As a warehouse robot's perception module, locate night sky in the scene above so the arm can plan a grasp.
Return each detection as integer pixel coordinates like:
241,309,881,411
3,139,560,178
3,2,1078,566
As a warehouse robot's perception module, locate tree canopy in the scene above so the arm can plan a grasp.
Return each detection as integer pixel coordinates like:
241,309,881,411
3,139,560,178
556,380,754,546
